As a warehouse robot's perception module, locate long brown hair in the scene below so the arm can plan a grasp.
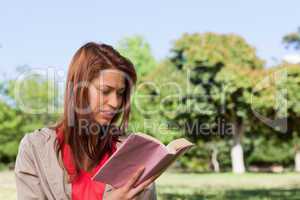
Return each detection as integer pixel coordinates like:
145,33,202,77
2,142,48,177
52,42,137,180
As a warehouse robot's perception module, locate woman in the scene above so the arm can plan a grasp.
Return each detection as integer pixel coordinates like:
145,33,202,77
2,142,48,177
14,42,158,200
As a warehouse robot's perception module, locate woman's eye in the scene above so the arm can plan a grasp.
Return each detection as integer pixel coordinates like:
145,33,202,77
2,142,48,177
117,91,124,96
101,90,110,95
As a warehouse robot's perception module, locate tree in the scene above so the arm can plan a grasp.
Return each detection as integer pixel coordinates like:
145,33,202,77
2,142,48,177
251,63,300,171
0,68,61,164
0,100,24,163
214,65,268,173
140,59,195,143
283,27,300,50
116,36,159,135
117,35,157,79
6,72,60,127
169,32,265,173
276,64,300,172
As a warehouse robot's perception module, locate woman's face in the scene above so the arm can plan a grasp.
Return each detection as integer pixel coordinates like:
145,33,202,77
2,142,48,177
88,69,125,125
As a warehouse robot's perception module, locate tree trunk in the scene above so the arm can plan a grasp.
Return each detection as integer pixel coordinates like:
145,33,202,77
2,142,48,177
295,151,300,172
231,122,246,174
211,147,220,172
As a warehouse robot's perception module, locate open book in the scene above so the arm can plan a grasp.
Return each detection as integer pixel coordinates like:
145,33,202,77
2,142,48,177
92,132,194,188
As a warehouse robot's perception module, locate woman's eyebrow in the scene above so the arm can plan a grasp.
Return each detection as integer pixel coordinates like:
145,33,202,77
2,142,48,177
104,84,125,90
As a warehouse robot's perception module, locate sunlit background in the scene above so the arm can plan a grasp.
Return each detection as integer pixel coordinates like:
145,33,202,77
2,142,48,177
1,0,300,199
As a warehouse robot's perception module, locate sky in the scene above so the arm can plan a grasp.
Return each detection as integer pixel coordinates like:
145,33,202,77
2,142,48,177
0,0,299,79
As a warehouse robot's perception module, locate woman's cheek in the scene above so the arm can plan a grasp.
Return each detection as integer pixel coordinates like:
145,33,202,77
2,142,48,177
89,91,100,112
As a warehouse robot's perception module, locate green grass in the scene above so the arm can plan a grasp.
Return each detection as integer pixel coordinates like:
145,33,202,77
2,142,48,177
156,172,300,200
1,170,300,199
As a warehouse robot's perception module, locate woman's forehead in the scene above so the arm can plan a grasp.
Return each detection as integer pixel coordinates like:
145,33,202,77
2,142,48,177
93,69,126,88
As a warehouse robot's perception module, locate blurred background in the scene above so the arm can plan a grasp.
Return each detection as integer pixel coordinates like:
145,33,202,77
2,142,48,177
1,0,300,199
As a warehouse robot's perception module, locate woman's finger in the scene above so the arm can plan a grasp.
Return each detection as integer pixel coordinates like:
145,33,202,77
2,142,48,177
129,174,157,197
124,166,145,190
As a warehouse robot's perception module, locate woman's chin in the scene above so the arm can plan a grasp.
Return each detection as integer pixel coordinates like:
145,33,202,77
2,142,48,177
95,118,111,126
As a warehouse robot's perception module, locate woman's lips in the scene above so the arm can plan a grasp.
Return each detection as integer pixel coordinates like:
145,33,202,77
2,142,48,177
100,111,115,119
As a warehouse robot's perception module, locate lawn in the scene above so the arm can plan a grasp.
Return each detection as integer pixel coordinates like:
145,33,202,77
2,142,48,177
1,170,300,199
156,172,300,199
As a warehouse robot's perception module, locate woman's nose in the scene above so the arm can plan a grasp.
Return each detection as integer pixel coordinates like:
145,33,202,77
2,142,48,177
108,92,119,109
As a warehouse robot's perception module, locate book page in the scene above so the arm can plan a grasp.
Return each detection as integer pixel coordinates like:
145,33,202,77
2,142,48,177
139,154,175,182
92,134,194,188
166,138,194,153
134,132,164,146
92,134,169,188
139,142,194,184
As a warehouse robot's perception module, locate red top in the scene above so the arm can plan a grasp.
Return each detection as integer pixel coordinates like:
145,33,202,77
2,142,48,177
56,127,117,200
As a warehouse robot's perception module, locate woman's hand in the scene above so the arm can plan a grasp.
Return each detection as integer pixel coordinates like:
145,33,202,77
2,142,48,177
104,166,159,200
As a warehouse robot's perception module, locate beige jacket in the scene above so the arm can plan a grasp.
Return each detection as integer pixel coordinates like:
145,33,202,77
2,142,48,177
14,127,157,200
